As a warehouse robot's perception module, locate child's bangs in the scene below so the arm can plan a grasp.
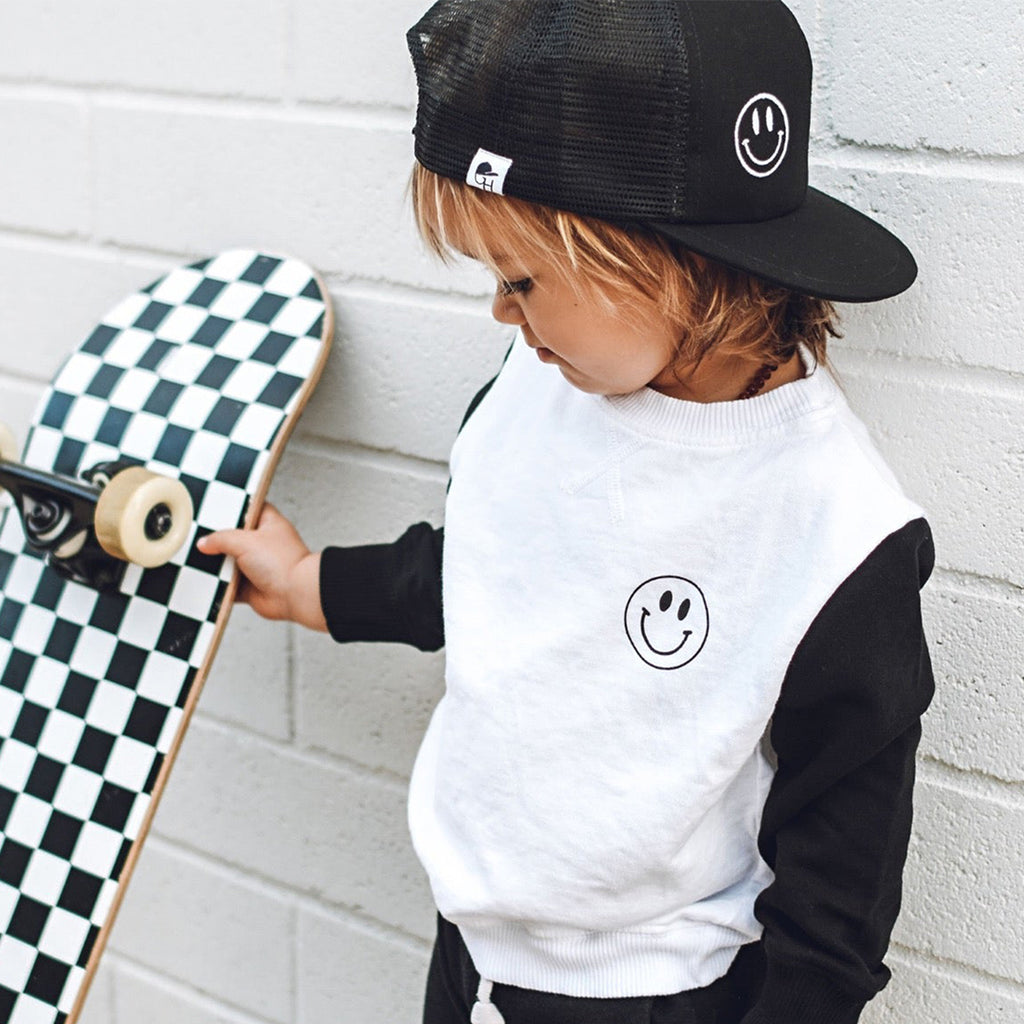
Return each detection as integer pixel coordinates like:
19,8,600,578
410,162,838,372
411,163,552,274
411,163,671,313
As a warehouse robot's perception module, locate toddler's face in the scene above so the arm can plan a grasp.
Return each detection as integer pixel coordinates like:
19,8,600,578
458,224,683,398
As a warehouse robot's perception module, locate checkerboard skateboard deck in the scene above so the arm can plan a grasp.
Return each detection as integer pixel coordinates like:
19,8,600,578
0,250,332,1023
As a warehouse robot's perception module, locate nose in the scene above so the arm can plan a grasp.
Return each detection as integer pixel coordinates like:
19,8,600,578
491,287,526,327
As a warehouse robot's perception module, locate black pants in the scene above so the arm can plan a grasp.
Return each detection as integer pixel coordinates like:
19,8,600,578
423,915,765,1024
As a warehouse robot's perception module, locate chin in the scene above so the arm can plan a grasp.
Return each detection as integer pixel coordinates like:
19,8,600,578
559,368,602,394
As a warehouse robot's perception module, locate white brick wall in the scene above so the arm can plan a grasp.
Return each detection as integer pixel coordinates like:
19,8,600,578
0,2,1019,1022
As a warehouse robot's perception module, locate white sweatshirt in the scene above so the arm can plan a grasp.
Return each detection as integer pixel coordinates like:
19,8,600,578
405,334,926,998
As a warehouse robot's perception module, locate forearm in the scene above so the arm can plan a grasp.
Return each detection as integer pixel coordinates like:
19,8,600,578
742,723,923,1024
740,518,935,1024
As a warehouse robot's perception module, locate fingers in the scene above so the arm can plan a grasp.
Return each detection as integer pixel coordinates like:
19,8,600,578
197,503,290,557
253,502,286,528
196,528,248,558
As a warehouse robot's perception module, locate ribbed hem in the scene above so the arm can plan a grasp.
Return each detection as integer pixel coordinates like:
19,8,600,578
457,919,751,999
600,347,840,446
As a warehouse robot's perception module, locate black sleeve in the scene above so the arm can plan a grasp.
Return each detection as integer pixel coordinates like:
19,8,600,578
319,523,445,651
740,517,936,1024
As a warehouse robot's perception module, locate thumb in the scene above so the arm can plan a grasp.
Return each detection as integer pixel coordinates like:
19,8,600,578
197,528,249,558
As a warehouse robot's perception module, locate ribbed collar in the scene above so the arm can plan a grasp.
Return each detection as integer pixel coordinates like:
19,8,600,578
599,348,842,446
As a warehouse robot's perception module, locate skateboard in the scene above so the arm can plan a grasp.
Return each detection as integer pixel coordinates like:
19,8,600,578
0,250,333,1023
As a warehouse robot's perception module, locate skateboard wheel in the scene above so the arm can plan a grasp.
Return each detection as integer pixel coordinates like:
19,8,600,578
0,423,17,463
94,467,194,568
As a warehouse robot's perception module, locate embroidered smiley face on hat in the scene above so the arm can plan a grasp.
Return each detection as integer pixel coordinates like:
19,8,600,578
624,576,710,670
734,93,790,178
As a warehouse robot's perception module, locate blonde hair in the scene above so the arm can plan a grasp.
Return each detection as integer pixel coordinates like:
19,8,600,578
411,162,841,377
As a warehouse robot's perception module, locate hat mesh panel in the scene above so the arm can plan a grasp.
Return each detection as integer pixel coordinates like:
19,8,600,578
409,0,690,220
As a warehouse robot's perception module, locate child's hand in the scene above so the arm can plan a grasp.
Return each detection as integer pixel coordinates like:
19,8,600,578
197,503,328,632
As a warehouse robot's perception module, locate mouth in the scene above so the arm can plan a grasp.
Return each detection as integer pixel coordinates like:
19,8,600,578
640,609,693,657
525,335,557,362
741,132,785,167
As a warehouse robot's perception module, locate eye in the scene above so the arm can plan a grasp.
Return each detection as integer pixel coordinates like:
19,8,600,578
499,277,533,297
752,107,761,136
766,104,775,133
659,590,672,612
678,598,690,621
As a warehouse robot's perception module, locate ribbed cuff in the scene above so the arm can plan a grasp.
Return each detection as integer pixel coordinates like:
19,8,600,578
319,523,445,651
319,543,399,644
740,962,867,1024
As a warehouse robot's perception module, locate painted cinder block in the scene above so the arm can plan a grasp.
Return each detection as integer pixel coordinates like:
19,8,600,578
0,381,46,443
864,951,1024,1024
108,843,294,1021
0,1,288,99
921,582,1024,784
285,452,447,777
153,719,436,941
837,362,1024,586
811,166,1024,376
293,0,422,108
314,289,512,461
0,98,89,237
897,775,1024,985
298,910,429,1024
0,243,162,384
91,107,443,287
113,967,244,1024
197,605,293,743
825,1,1024,155
296,631,444,780
74,959,114,1024
265,448,447,552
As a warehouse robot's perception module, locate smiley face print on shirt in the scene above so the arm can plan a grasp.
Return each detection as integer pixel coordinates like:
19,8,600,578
734,93,790,178
624,576,710,670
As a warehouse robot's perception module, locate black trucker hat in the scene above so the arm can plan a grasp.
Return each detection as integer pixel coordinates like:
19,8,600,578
407,0,917,302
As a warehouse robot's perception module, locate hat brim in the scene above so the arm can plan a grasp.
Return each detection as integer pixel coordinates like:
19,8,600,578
647,187,917,302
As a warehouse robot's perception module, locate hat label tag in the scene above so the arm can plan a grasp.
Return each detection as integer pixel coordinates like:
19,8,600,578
467,149,513,194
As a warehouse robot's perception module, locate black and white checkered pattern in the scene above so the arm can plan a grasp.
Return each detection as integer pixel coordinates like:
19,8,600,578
0,251,329,1024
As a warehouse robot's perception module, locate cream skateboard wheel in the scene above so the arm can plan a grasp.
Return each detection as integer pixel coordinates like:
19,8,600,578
0,422,18,464
94,466,194,567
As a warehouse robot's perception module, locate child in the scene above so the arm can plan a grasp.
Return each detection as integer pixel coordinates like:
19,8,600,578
200,2,935,1022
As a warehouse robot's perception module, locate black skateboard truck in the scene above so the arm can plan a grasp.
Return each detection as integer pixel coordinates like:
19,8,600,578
0,428,193,590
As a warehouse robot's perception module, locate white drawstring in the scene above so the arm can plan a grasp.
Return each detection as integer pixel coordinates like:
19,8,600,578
470,977,506,1024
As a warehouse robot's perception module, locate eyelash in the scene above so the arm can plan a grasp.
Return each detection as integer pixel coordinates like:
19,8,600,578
499,277,533,297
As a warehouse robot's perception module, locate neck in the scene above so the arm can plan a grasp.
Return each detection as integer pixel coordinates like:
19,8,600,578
650,349,805,403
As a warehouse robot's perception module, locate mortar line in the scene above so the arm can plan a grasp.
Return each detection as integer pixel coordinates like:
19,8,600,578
0,228,502,315
188,710,414,789
928,566,1024,599
287,434,450,479
0,371,46,395
329,275,498,312
813,138,1024,180
0,79,414,130
135,832,433,955
5,78,1020,177
917,755,1024,804
834,348,1024,397
888,942,1024,998
107,954,283,1024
